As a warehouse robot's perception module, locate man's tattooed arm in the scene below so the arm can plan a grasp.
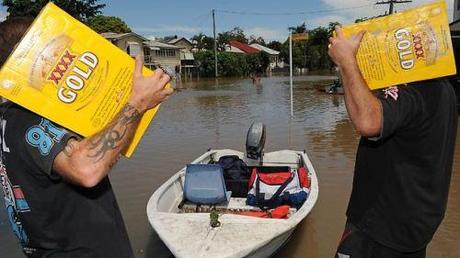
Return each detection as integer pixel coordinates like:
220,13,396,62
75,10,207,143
52,55,173,188
53,103,143,187
88,104,141,162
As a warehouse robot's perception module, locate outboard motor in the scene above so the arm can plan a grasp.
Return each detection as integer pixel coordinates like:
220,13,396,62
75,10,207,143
245,122,266,166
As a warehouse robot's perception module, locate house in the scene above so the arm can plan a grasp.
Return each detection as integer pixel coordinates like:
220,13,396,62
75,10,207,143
227,40,260,54
102,32,181,72
102,32,147,57
225,44,245,53
250,43,283,69
167,37,194,51
143,40,181,70
167,37,196,78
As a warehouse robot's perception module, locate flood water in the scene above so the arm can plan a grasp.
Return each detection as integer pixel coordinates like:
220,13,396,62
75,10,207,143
1,75,459,258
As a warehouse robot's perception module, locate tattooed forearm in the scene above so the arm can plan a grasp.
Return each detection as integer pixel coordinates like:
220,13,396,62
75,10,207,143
63,139,78,157
88,104,141,162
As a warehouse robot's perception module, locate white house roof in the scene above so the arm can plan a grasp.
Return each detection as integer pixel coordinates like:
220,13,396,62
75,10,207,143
144,41,182,49
249,43,280,55
101,32,148,41
168,37,193,45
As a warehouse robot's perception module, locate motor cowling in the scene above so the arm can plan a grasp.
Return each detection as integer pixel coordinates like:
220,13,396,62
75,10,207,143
245,122,266,164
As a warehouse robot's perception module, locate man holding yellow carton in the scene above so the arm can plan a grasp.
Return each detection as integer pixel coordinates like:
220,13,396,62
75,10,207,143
0,3,172,258
329,1,457,257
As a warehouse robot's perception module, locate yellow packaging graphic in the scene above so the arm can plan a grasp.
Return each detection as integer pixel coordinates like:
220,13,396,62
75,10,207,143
0,3,168,157
340,1,456,90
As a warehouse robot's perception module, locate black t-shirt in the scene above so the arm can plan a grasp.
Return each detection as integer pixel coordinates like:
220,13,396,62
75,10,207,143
347,79,458,252
0,103,133,258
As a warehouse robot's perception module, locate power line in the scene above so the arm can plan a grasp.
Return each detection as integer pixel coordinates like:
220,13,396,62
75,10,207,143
376,0,412,14
215,4,375,16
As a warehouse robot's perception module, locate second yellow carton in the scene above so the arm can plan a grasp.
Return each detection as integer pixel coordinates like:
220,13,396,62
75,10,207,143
340,1,456,90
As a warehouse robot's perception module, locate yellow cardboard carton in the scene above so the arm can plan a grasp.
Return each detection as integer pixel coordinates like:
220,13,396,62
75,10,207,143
0,3,168,157
340,1,456,90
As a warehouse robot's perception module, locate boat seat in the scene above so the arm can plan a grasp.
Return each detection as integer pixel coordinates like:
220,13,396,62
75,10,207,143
183,164,232,205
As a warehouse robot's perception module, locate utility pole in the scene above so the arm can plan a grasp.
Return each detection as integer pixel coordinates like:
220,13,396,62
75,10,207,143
289,29,294,117
376,0,412,15
212,9,218,78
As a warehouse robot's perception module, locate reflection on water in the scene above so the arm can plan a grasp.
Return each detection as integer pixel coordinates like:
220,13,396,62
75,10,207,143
1,76,459,258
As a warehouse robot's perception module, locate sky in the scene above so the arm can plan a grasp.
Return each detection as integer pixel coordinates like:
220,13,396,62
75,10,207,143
0,0,457,41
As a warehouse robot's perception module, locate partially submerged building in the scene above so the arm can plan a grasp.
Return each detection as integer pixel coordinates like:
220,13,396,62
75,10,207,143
250,43,283,69
166,37,196,78
102,32,181,71
225,41,283,72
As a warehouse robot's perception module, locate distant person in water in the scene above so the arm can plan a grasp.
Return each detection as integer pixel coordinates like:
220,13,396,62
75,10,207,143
251,64,263,85
0,17,173,258
328,26,457,258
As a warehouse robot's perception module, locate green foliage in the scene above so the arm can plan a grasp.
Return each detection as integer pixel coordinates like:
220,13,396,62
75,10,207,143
267,41,282,51
88,15,131,33
194,50,270,78
279,37,306,68
249,35,265,45
194,51,215,77
355,17,369,23
195,21,343,76
218,52,247,77
309,27,330,69
355,14,385,24
327,21,341,37
289,22,307,33
279,22,338,71
217,26,247,50
191,33,214,51
2,0,105,22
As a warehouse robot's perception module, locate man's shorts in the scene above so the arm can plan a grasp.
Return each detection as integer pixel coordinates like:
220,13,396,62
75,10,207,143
335,222,426,258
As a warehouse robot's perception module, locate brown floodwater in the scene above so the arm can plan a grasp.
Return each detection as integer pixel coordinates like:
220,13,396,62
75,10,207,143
1,75,459,258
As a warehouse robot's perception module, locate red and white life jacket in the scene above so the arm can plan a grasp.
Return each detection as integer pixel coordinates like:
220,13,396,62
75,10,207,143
246,167,310,209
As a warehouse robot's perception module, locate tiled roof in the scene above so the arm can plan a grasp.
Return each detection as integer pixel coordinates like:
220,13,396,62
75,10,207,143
229,40,260,54
225,45,245,53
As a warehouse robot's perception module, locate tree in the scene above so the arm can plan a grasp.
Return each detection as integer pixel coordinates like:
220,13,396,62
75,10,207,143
2,0,105,22
355,14,385,23
217,26,248,50
218,52,247,77
289,22,307,33
248,35,265,45
308,27,330,70
195,50,271,78
327,21,341,37
191,33,214,51
88,15,131,33
267,41,282,51
355,17,369,23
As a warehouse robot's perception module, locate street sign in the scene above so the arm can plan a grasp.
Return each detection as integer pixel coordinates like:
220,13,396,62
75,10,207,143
292,32,309,41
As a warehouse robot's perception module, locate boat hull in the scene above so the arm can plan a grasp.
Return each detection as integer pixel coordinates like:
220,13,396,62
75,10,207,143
147,149,319,258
